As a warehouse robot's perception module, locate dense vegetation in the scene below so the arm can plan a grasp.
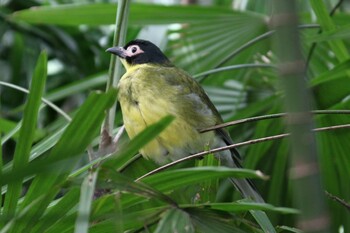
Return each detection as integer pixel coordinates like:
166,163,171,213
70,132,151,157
1,0,350,232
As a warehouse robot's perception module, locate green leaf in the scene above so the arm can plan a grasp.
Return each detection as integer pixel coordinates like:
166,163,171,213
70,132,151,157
0,118,17,136
250,209,276,233
74,171,98,233
99,169,176,206
89,207,166,232
11,3,262,26
141,166,266,192
45,72,107,102
105,115,174,170
2,51,47,220
310,0,349,62
30,188,80,233
305,24,350,43
1,121,22,145
204,202,299,214
0,136,2,225
195,153,219,203
30,126,66,160
276,225,303,233
154,208,194,233
0,197,43,233
186,208,247,233
10,89,117,232
310,59,350,87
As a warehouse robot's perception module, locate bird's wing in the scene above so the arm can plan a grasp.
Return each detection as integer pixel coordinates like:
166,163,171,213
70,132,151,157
165,68,242,160
168,69,265,202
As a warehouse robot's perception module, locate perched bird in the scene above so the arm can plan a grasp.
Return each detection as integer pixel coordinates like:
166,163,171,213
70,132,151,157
106,39,263,203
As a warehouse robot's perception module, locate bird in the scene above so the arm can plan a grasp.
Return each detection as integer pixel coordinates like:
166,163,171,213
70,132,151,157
106,39,264,203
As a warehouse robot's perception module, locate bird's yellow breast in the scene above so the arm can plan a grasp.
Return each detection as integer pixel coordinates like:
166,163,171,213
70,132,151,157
118,64,219,165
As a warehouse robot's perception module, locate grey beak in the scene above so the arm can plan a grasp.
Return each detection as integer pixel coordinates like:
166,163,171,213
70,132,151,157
106,47,127,58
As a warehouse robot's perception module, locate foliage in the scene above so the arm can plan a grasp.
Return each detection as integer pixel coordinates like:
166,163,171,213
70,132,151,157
1,0,350,232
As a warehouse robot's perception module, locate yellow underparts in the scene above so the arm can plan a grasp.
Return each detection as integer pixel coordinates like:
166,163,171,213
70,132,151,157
118,63,218,165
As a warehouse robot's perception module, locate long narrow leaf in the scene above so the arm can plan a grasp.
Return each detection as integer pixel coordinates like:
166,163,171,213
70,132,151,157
154,208,194,233
310,0,349,62
2,51,47,220
105,115,174,169
30,188,80,233
11,3,261,26
141,166,266,192
11,89,117,232
74,171,98,233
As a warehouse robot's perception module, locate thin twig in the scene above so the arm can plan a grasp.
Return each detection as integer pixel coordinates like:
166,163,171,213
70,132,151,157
314,124,350,132
194,64,276,80
135,133,287,181
136,123,350,181
200,110,350,133
325,191,350,212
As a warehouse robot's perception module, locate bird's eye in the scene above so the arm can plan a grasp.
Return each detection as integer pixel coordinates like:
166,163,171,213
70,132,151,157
126,45,143,56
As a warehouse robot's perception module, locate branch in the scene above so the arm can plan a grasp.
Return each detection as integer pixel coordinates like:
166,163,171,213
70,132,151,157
325,191,350,212
200,110,350,133
136,123,350,181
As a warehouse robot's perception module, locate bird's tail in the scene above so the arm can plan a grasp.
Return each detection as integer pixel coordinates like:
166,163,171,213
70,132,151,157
229,177,264,203
215,128,265,202
216,147,265,203
214,130,276,232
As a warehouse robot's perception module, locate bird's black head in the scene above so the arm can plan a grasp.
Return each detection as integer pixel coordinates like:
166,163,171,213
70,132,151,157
106,39,172,67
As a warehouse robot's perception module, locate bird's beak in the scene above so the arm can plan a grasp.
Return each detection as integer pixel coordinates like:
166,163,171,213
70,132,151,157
106,47,127,58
